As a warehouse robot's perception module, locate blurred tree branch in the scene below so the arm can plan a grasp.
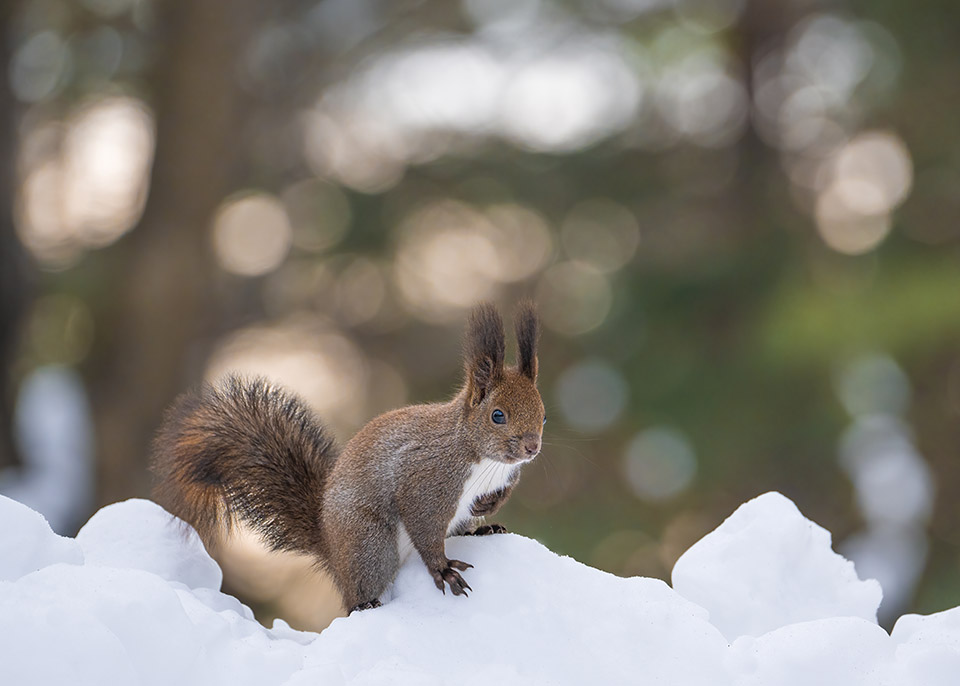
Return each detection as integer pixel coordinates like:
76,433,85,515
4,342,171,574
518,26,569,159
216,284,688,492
84,0,263,504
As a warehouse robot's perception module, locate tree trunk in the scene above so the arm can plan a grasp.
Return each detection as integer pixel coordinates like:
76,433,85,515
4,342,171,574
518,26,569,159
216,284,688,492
0,1,31,471
85,0,261,504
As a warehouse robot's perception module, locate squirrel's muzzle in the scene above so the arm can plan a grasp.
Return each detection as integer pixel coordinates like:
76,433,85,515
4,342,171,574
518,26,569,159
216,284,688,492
522,433,541,458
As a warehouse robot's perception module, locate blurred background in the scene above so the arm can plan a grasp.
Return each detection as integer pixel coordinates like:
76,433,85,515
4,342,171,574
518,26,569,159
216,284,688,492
1,0,958,631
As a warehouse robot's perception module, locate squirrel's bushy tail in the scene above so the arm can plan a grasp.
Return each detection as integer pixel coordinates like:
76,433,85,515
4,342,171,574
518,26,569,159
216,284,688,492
150,375,337,560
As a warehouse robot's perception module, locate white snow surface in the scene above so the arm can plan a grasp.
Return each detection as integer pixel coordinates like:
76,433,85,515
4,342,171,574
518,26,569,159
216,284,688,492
672,491,883,641
2,491,959,685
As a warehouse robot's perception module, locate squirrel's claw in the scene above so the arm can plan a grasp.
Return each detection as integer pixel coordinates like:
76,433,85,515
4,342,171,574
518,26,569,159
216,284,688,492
431,560,473,596
443,568,472,596
467,523,508,536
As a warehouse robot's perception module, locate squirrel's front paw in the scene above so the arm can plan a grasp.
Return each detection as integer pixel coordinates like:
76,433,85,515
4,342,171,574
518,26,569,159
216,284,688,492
431,559,473,596
467,523,508,536
470,489,506,517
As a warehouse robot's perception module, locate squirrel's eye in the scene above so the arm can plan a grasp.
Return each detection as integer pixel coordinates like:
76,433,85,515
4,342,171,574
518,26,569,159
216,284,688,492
543,416,547,425
491,409,506,424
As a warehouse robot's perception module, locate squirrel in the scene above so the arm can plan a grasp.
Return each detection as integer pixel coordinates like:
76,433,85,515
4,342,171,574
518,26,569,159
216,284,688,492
150,301,545,614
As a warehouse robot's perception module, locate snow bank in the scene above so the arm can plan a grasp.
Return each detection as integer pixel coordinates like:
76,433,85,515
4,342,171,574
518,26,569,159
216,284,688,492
672,491,882,640
1,491,958,685
0,490,82,582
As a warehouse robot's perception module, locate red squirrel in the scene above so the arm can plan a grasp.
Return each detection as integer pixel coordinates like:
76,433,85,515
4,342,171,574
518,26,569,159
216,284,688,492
151,301,545,613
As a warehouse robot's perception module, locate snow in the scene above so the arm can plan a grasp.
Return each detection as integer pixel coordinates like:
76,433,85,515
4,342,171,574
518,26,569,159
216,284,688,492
672,491,882,641
0,489,82,581
2,491,959,685
77,500,222,591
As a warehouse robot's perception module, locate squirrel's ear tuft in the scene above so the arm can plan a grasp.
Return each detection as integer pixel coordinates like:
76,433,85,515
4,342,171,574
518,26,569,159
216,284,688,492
464,302,505,405
514,299,540,381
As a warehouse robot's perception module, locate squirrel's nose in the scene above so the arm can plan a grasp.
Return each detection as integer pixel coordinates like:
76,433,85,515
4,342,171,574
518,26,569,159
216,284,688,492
522,434,541,457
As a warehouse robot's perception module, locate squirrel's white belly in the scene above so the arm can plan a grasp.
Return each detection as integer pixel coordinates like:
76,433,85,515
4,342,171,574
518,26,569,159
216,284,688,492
395,459,517,565
397,523,416,564
447,458,517,535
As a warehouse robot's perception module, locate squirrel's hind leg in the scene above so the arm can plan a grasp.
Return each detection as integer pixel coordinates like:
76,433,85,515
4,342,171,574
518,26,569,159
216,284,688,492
348,599,382,614
327,514,399,613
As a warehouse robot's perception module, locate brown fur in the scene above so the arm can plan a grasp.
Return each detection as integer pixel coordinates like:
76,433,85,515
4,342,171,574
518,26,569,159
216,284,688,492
151,376,337,555
514,298,539,381
150,302,545,612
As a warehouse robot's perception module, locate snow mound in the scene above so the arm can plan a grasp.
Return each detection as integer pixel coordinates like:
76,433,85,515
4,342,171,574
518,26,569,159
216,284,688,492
0,495,83,582
298,534,726,685
1,491,958,685
77,499,222,590
672,491,883,640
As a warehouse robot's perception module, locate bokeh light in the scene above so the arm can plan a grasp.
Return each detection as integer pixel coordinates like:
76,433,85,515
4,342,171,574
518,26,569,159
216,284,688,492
212,192,293,277
838,413,933,621
483,204,555,282
61,98,154,244
787,14,876,102
214,527,343,632
834,353,910,418
814,188,892,255
829,131,913,216
500,38,641,152
654,44,747,147
301,109,407,194
813,131,911,255
301,21,648,170
841,527,928,624
536,262,612,336
16,96,154,267
839,416,933,528
834,351,933,622
10,30,69,102
205,318,369,432
555,359,629,433
393,200,500,322
623,427,698,502
358,40,501,134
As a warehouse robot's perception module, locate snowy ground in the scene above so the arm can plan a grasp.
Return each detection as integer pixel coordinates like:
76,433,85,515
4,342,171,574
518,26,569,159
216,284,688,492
1,492,958,685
